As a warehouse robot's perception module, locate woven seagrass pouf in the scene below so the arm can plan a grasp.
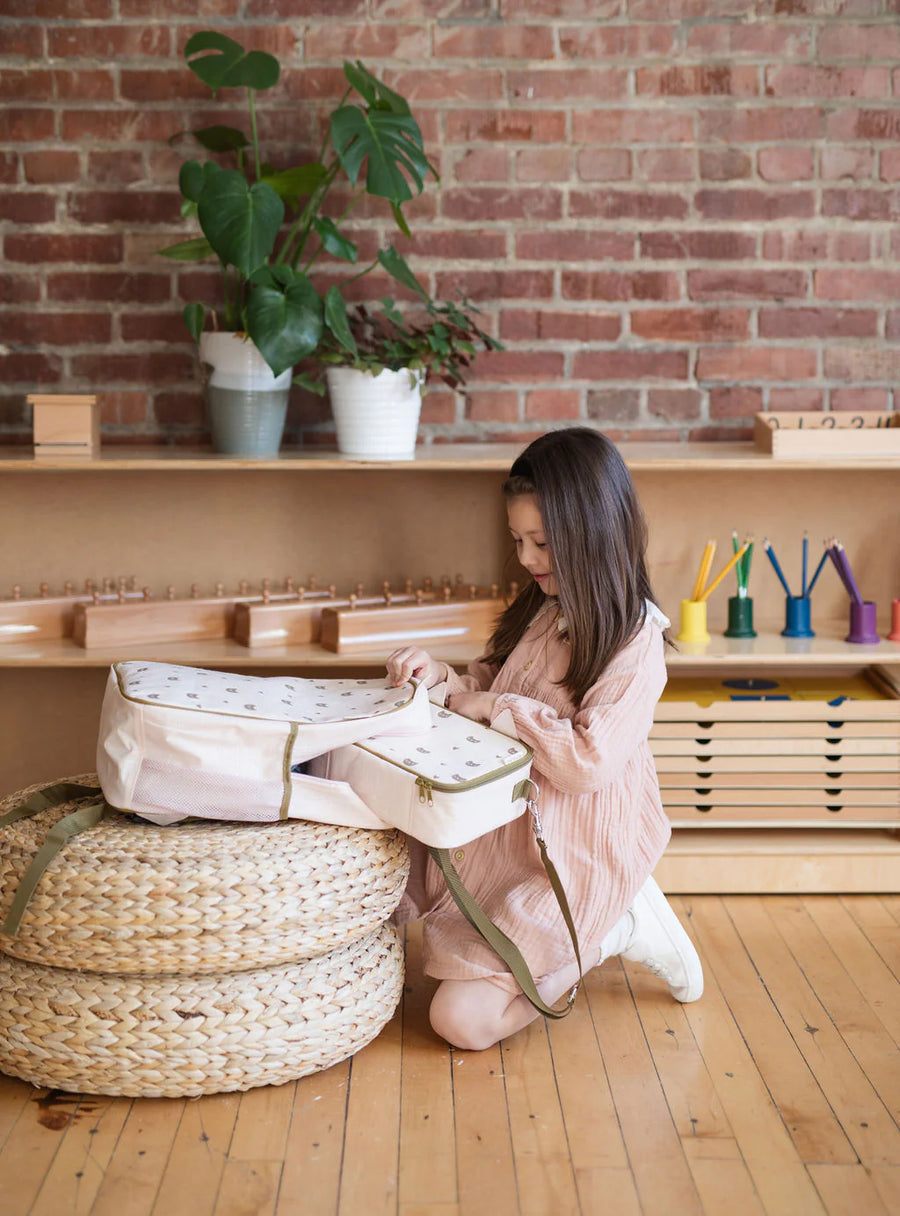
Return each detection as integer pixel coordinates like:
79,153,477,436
0,923,404,1098
0,777,410,975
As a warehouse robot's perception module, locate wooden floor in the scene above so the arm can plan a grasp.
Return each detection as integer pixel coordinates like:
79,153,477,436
1,895,898,1216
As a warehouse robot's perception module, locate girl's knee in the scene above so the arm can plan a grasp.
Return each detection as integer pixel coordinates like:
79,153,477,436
428,982,506,1052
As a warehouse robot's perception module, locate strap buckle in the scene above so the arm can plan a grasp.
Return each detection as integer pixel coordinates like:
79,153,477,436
523,780,544,842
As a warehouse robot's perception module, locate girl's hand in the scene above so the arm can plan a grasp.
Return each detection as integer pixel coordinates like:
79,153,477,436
448,691,499,723
386,647,445,689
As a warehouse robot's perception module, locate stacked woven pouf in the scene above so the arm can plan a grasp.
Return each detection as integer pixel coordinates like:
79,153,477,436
0,777,409,1098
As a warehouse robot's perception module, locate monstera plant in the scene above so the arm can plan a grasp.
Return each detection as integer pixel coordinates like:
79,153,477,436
159,31,437,380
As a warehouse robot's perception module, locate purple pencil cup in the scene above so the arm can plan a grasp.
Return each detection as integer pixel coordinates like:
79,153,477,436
846,600,880,645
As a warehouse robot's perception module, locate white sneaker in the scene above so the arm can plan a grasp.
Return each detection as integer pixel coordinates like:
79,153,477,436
618,877,703,1003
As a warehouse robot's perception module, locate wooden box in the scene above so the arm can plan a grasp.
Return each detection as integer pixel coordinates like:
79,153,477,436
754,411,900,459
652,670,900,829
29,394,100,456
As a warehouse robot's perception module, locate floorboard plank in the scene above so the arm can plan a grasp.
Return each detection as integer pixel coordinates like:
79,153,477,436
590,965,703,1216
90,1097,185,1216
31,1095,133,1216
690,896,856,1166
841,897,900,979
277,1061,350,1216
726,896,900,1167
399,924,456,1211
807,1163,892,1216
1,1089,85,1216
868,1163,900,1212
151,1092,239,1216
451,1043,519,1216
0,1077,43,1154
681,1138,767,1216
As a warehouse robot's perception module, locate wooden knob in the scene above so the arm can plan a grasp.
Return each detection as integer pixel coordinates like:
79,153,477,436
262,577,270,593
84,579,93,592
64,581,73,596
423,576,432,591
405,579,413,594
328,584,336,598
103,578,113,594
142,586,151,600
129,575,138,591
355,582,365,597
442,585,452,601
166,585,175,601
262,589,270,604
491,583,499,598
307,575,317,590
239,580,249,595
384,590,392,605
191,583,200,599
39,582,49,598
285,576,294,593
215,582,224,598
349,593,358,609
469,584,477,600
92,591,101,605
12,586,20,601
118,589,127,603
416,590,424,604
382,581,391,596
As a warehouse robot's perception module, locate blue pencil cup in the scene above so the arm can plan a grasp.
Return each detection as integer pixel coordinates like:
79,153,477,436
782,595,814,639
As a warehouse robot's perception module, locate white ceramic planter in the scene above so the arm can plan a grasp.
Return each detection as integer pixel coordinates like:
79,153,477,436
326,365,425,461
199,332,292,457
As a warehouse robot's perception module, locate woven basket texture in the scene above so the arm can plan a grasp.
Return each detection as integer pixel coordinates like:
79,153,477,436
0,777,409,975
0,923,404,1097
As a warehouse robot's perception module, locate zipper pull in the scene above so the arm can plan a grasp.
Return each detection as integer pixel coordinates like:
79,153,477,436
416,777,434,807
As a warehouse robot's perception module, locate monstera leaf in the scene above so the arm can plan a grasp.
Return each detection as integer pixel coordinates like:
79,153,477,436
198,170,283,275
246,272,324,377
331,106,429,203
184,31,279,92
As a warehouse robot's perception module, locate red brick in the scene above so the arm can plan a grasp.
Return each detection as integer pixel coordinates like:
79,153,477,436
98,392,151,425
442,188,562,222
558,24,675,58
22,150,80,184
47,273,172,304
0,71,54,102
758,147,815,182
881,150,900,182
647,389,702,422
0,154,18,185
0,109,55,142
3,0,110,13
823,188,900,222
768,388,824,412
48,24,170,56
640,231,756,260
563,271,681,302
433,270,552,301
830,388,890,411
524,388,581,420
0,193,56,223
573,109,693,144
444,110,566,144
631,308,750,342
818,24,900,58
500,309,620,342
697,347,817,382
372,0,487,14
628,0,748,14
151,390,206,429
0,24,45,56
515,148,573,182
88,151,145,185
509,68,628,103
4,233,124,263
815,269,900,301
699,148,752,181
3,313,112,345
0,274,40,303
408,230,507,260
54,70,115,102
121,313,193,342
465,390,519,422
415,390,454,426
686,22,811,56
570,191,689,222
574,350,688,380
501,0,619,14
305,23,426,58
759,308,877,339
120,69,209,103
765,65,889,99
453,148,511,183
637,64,758,97
824,346,900,381
635,148,695,182
688,270,807,300
585,389,640,423
887,311,900,340
434,24,553,58
576,148,631,181
62,111,137,143
516,231,633,261
822,147,876,180
388,69,504,104
696,189,815,221
470,351,564,382
698,107,824,142
71,352,195,382
69,192,180,225
836,109,900,141
708,386,764,418
0,352,63,383
763,230,871,262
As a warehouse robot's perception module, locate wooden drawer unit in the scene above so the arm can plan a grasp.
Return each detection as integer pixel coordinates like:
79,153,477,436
653,671,900,830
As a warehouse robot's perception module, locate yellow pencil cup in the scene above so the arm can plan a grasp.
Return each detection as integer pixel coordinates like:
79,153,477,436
678,598,710,644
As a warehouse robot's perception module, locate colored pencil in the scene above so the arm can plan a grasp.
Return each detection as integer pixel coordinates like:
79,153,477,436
691,540,716,602
699,541,751,602
801,532,808,598
740,539,754,593
806,542,829,595
826,541,856,601
834,541,863,604
763,538,792,596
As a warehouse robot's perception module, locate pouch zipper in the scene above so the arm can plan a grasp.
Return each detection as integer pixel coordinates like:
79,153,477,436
358,741,533,799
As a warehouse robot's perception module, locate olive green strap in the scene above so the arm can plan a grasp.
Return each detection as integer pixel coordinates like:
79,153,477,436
0,781,102,829
427,786,583,1020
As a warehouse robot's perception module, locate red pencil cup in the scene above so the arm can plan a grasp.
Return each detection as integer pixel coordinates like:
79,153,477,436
846,601,880,645
889,598,900,643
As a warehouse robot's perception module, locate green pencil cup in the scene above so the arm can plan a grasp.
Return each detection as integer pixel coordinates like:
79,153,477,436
724,595,757,639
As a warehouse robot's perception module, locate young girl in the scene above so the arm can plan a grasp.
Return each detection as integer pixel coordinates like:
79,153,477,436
387,427,703,1051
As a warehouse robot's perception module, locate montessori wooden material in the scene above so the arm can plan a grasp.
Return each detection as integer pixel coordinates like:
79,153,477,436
754,410,900,459
0,579,144,645
653,671,900,830
28,394,100,457
319,586,505,654
233,583,415,648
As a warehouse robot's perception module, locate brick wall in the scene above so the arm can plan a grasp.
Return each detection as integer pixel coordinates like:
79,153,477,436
2,0,899,448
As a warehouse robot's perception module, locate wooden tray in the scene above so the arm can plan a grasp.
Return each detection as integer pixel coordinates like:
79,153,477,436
754,411,900,459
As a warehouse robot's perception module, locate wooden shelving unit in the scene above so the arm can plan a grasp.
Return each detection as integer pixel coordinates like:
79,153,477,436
2,441,897,891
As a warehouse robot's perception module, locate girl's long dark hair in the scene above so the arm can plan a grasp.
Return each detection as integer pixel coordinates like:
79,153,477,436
482,427,660,705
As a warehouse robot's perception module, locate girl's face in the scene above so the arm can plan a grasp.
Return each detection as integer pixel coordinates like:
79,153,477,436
507,494,558,597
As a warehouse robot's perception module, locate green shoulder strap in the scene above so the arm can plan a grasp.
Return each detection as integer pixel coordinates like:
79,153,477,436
427,785,583,1020
1,781,110,938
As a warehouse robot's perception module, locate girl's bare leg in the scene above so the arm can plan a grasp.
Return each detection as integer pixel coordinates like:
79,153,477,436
429,945,601,1051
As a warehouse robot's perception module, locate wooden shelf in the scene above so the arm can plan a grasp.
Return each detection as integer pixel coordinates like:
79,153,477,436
2,441,900,473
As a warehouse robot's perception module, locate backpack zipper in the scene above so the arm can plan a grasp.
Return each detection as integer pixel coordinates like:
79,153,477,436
359,742,532,797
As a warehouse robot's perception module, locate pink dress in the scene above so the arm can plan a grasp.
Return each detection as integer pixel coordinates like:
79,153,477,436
395,600,672,994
